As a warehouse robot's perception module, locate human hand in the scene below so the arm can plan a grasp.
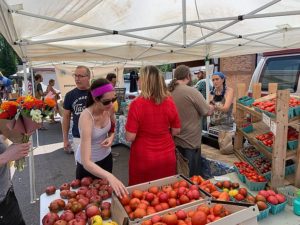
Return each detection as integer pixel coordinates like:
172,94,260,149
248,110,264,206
101,136,114,147
107,174,129,198
6,143,30,161
63,139,72,153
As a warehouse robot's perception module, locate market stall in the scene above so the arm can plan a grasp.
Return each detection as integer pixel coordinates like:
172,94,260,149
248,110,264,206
39,172,300,225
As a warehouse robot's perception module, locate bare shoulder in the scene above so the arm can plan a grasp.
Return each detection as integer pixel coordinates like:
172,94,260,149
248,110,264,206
226,87,234,95
227,86,233,91
80,108,93,121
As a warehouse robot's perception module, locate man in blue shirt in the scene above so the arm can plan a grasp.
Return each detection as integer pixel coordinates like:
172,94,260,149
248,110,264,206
194,70,212,130
62,66,90,156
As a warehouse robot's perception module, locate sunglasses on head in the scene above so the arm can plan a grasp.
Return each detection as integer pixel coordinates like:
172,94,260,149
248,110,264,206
100,97,117,106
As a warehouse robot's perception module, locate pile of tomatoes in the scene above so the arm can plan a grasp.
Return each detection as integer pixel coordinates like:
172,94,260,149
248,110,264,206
234,161,266,183
255,132,274,148
253,97,300,114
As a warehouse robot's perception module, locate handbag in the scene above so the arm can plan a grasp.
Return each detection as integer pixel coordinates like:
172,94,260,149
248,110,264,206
175,148,190,177
218,130,234,155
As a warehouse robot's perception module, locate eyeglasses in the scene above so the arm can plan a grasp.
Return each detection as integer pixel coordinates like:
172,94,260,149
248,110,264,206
100,97,117,106
72,74,88,79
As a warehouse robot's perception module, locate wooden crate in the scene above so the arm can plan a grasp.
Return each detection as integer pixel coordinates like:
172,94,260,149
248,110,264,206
113,198,259,225
111,174,210,225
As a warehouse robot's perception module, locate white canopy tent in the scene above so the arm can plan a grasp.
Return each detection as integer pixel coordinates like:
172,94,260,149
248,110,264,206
1,0,300,203
1,0,300,67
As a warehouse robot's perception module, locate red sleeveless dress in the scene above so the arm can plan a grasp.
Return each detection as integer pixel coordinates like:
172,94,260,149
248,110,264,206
125,96,181,185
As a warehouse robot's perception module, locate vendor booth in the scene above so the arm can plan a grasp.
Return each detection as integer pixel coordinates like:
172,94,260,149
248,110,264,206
1,0,300,224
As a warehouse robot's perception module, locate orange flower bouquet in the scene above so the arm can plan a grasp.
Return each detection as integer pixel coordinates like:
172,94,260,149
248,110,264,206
0,96,56,171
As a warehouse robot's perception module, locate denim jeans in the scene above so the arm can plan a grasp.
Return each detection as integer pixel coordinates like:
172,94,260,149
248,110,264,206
177,146,201,177
0,187,26,225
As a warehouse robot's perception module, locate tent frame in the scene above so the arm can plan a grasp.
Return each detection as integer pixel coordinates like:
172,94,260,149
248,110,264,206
6,0,300,64
2,0,300,203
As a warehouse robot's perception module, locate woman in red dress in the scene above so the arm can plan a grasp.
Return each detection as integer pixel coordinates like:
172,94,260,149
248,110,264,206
125,65,181,185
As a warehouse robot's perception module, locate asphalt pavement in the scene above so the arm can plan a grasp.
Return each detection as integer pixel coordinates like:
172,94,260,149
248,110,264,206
11,121,130,225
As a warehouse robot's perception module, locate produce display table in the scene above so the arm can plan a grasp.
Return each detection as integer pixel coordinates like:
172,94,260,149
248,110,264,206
39,173,300,224
213,172,300,225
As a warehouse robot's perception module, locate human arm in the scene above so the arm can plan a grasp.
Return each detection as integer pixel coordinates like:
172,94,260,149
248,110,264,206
0,143,30,167
215,87,234,112
79,111,128,197
126,131,136,142
62,109,72,151
171,128,180,136
125,100,139,142
192,89,214,117
169,97,181,136
101,110,115,147
37,83,44,96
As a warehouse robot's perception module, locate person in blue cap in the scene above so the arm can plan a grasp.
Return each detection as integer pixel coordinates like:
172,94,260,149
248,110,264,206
0,72,12,87
209,71,234,131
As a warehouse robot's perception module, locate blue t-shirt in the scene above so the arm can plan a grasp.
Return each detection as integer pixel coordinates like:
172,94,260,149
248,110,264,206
63,88,89,138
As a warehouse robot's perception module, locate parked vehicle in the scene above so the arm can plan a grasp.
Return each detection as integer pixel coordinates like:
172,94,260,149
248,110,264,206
123,73,130,80
249,49,300,96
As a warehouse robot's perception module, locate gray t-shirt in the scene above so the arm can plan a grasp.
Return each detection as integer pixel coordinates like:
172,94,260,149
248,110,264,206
0,141,11,202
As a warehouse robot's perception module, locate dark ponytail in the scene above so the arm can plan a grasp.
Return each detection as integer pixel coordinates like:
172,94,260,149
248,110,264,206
86,78,110,107
168,65,191,92
168,78,178,92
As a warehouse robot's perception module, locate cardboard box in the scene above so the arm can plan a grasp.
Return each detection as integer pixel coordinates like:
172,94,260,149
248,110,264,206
111,174,210,225
114,199,259,225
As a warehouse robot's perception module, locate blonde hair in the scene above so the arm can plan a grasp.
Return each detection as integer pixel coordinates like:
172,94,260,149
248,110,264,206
168,65,191,92
139,65,169,104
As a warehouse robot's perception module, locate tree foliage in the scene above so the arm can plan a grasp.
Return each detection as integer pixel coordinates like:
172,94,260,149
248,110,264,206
157,64,173,73
0,35,19,76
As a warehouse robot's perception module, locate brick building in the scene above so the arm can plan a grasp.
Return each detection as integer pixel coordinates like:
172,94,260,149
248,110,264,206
176,54,257,91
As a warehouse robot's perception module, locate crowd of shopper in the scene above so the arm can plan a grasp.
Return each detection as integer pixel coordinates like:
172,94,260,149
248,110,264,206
0,64,234,224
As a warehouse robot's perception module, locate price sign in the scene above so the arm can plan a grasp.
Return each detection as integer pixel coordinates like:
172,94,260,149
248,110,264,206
262,113,271,127
270,121,277,136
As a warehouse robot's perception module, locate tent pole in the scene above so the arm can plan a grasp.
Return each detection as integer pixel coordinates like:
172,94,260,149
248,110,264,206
182,0,187,47
23,63,37,203
13,10,181,47
22,61,28,95
134,25,182,60
29,135,37,203
191,23,281,48
17,32,109,46
243,10,300,19
188,0,281,47
30,67,40,147
205,59,211,130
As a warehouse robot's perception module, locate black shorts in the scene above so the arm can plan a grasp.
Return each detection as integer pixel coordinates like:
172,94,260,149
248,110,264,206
0,187,26,225
76,153,113,179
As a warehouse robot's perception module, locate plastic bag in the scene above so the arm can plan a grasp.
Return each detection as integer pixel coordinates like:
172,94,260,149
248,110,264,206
218,130,234,155
176,148,190,177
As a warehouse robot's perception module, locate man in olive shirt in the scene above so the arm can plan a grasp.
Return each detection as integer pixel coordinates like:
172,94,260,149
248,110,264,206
169,65,214,176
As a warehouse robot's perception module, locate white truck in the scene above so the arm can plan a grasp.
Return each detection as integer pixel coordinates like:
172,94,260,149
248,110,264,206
248,49,300,96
